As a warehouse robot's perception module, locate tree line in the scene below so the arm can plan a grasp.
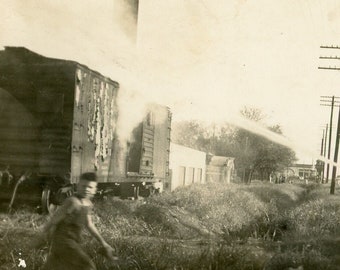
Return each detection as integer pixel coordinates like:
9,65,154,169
171,107,297,183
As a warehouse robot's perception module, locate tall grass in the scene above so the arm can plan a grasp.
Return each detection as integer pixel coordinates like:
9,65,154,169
1,182,340,269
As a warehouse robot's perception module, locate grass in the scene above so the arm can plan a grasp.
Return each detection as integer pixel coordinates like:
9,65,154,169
2,181,340,269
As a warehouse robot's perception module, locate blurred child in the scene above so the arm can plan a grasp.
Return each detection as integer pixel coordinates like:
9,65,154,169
35,172,114,270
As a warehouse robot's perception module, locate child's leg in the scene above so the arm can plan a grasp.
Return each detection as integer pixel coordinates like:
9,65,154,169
48,238,96,270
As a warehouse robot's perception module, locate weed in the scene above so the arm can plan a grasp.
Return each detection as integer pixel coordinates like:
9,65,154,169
2,182,340,269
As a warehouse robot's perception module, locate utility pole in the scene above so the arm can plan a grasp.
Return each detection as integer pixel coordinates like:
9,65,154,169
331,106,340,194
319,45,340,193
320,96,339,183
323,124,328,157
320,129,325,182
323,124,328,183
320,129,324,156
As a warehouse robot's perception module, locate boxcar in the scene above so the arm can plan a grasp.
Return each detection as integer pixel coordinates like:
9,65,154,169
0,47,171,212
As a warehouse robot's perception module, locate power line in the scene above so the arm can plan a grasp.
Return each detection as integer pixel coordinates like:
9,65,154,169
320,99,340,102
320,45,340,49
319,45,340,70
318,67,340,71
319,56,340,60
320,104,340,107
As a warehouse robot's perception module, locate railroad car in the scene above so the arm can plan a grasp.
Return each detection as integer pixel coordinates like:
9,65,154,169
0,47,171,212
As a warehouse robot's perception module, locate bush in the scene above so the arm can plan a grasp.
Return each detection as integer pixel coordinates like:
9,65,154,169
3,181,340,269
92,237,260,270
288,199,340,237
264,249,333,270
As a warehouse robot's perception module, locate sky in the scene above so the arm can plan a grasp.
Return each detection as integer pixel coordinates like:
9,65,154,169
1,0,340,163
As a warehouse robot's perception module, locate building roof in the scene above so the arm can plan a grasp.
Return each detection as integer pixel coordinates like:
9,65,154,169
291,163,314,169
209,156,234,166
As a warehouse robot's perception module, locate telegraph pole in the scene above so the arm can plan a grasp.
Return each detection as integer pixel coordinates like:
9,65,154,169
331,106,340,194
320,96,339,183
323,124,328,183
324,124,328,157
319,45,340,193
320,130,324,156
320,129,325,182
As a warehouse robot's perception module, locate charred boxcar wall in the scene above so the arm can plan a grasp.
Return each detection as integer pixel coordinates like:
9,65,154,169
127,123,143,173
70,66,119,183
139,117,155,175
151,104,171,182
126,104,171,182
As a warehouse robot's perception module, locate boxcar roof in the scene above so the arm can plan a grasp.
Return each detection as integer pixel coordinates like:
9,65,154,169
0,46,119,87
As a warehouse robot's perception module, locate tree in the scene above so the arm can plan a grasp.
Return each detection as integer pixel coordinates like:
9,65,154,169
171,120,211,152
231,112,296,183
171,120,235,154
171,107,297,184
240,106,266,122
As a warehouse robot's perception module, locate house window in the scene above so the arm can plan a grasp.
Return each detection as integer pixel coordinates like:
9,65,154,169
298,169,304,178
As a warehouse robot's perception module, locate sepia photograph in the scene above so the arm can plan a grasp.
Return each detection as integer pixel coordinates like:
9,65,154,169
1,1,340,269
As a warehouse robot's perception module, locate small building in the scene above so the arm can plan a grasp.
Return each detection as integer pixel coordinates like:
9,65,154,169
285,163,317,179
206,155,235,184
167,143,206,191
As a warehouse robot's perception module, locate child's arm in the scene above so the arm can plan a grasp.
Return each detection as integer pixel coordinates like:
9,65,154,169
85,213,115,258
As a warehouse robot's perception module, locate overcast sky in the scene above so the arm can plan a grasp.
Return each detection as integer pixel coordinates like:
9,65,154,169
1,0,340,163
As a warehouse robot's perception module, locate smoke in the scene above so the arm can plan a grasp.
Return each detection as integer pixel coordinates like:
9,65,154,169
228,115,316,159
114,82,149,142
1,0,336,163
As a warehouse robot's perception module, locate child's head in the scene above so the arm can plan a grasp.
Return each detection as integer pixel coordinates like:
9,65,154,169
77,172,98,199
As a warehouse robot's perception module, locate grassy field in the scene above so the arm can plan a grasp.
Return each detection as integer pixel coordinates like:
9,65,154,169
1,181,340,269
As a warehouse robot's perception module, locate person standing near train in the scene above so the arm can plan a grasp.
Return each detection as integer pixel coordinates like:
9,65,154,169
33,172,115,270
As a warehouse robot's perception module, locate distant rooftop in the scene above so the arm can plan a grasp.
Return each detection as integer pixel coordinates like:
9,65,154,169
291,163,314,169
209,156,234,166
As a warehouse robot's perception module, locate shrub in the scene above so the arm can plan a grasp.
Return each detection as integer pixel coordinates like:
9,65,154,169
288,199,340,237
3,181,340,269
264,249,333,270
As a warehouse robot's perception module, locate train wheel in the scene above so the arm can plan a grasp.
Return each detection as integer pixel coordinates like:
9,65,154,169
41,186,59,214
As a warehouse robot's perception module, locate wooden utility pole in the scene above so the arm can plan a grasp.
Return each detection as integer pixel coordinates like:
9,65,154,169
320,96,339,183
320,129,325,182
319,124,336,183
319,45,340,193
320,129,324,156
323,124,328,183
324,124,328,157
331,106,340,194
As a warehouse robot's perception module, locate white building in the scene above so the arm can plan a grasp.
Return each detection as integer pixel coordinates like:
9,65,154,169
206,156,235,184
167,143,206,191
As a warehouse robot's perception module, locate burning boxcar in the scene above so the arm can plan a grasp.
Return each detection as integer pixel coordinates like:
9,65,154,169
0,47,171,212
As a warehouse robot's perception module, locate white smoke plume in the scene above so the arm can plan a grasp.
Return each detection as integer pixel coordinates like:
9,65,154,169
2,0,338,163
